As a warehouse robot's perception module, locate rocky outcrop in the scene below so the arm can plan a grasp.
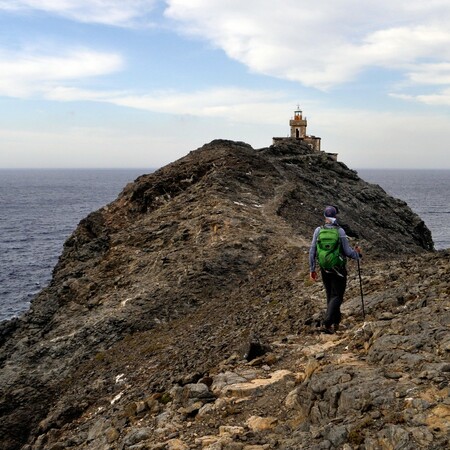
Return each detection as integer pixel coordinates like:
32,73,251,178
0,140,446,450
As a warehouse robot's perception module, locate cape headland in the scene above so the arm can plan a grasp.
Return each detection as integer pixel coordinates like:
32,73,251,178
0,139,448,450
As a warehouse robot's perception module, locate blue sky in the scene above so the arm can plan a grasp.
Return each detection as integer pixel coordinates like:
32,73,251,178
1,1,449,169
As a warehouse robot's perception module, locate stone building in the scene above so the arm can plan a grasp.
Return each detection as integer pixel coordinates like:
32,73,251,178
273,108,337,160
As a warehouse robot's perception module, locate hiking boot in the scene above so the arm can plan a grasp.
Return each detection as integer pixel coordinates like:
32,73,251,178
333,324,340,333
320,326,334,335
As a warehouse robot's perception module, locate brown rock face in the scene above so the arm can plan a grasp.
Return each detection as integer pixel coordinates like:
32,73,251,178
0,140,445,450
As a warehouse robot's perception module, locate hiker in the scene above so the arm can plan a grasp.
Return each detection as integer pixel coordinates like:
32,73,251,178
309,206,362,334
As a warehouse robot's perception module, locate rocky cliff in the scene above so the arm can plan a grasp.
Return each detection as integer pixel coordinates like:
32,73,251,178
0,140,448,450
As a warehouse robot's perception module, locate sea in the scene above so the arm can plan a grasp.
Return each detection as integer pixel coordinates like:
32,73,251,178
0,168,449,322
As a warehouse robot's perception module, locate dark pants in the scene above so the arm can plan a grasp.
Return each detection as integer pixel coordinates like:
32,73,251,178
320,267,347,327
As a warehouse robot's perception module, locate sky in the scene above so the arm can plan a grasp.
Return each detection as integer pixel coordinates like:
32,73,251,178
1,0,450,169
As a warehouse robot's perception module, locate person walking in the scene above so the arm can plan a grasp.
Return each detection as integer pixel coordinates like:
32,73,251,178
309,206,362,334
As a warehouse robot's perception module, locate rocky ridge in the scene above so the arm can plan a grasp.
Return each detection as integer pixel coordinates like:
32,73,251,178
0,139,447,450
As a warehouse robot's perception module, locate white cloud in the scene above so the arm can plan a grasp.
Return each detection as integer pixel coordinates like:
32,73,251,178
390,89,450,106
38,84,292,125
0,42,302,122
407,63,450,85
108,88,290,123
165,0,450,93
0,49,123,97
0,0,159,26
3,1,450,105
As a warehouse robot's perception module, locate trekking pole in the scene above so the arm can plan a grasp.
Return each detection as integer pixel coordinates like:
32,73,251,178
357,257,365,319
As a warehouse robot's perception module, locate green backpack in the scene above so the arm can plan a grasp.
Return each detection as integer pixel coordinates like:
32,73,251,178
316,227,345,270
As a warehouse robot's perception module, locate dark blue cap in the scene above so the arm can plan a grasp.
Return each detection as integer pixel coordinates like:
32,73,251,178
324,206,337,218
